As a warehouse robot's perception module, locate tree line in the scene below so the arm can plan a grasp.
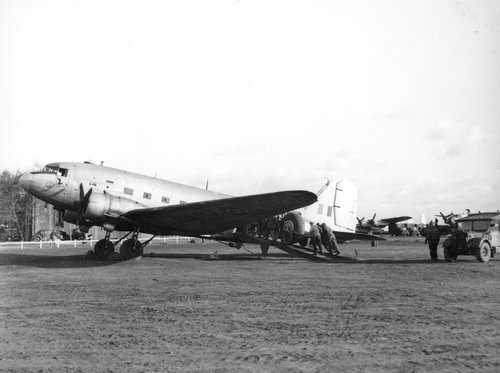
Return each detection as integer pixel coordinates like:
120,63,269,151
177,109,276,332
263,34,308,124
0,170,32,241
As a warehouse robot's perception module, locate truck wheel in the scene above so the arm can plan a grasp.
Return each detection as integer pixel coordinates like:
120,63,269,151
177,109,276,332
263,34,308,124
443,238,457,262
443,245,456,262
475,242,491,263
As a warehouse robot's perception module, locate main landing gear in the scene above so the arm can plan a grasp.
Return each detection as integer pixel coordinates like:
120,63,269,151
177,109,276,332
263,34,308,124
120,235,143,260
92,227,156,260
93,231,115,258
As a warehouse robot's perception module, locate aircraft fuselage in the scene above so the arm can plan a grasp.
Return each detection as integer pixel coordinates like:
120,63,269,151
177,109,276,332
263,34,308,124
20,161,230,231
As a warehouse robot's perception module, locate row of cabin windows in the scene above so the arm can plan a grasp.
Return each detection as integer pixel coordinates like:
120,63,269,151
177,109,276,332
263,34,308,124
123,187,172,204
317,203,333,217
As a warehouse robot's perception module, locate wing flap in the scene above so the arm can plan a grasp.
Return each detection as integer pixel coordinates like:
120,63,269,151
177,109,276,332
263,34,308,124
124,190,317,235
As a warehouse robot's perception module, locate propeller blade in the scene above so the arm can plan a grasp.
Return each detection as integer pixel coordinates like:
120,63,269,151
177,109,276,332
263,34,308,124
82,188,92,206
74,183,86,207
79,183,84,202
75,183,93,226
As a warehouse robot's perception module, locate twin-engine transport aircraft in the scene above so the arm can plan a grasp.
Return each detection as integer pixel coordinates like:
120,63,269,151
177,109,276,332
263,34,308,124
20,161,317,258
20,161,382,259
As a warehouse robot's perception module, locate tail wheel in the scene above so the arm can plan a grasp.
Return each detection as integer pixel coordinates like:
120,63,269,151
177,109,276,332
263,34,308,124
94,239,114,258
475,241,491,263
120,239,143,260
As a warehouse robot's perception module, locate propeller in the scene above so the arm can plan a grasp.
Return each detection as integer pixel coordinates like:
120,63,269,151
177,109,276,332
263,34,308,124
439,212,455,226
366,213,377,226
357,217,365,225
439,211,451,220
73,183,92,226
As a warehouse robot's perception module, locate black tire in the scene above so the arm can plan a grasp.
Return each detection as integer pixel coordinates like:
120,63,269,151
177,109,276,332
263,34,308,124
443,238,457,262
298,237,309,247
281,220,295,245
94,239,114,258
120,239,143,260
475,241,491,263
280,212,305,245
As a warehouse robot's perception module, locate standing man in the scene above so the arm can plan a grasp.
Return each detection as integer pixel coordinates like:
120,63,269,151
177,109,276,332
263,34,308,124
425,221,441,261
321,223,340,255
320,223,332,254
309,222,324,255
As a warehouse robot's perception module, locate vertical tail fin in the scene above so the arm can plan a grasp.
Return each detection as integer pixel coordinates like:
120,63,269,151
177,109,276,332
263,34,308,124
331,180,358,232
300,179,358,232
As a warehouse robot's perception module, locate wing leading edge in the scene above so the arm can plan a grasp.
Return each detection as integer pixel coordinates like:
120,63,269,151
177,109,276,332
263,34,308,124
124,190,317,236
379,216,412,225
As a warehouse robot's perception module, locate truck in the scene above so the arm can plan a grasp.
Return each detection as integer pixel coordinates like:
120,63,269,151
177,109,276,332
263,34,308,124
442,212,500,263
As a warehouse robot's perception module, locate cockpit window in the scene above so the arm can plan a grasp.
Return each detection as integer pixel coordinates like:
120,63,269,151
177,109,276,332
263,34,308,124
42,165,59,174
40,165,68,177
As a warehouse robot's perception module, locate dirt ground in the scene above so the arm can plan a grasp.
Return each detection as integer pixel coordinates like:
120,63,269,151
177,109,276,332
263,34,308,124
1,237,500,372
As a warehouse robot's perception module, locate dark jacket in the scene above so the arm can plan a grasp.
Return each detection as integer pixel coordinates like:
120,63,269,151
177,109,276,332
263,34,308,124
425,227,440,244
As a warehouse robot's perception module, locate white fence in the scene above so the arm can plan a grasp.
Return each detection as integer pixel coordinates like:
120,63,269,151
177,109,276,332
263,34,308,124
0,236,194,250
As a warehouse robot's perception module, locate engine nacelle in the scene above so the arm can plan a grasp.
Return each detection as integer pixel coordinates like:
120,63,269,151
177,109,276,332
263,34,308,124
64,192,147,227
84,192,147,223
63,210,79,225
280,211,306,245
63,210,92,232
84,192,108,223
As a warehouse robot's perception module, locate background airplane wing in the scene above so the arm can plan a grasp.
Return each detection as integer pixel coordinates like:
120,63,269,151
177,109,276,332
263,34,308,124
379,216,412,225
333,231,386,243
124,190,317,236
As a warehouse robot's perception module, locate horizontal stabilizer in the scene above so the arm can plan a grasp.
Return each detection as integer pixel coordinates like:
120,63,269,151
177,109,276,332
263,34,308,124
334,231,386,243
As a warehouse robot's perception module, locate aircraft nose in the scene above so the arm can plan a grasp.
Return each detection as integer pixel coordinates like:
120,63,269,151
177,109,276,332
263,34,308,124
19,172,33,192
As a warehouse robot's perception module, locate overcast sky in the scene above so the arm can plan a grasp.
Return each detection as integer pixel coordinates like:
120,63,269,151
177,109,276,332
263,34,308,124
1,0,499,223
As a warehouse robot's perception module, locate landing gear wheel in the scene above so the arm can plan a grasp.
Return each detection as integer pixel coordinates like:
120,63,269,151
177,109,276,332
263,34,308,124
94,239,114,258
281,220,295,245
120,239,143,260
475,242,491,263
279,212,304,246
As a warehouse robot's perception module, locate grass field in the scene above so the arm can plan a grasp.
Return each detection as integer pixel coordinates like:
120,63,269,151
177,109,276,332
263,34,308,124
1,237,500,372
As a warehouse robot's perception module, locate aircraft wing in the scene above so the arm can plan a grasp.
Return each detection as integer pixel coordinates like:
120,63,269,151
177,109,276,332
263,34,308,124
124,190,317,236
333,231,386,243
378,216,412,225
